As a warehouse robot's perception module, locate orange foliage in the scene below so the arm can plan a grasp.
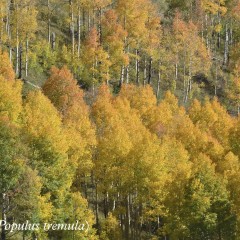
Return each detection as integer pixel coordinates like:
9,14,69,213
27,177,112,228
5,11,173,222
43,66,85,115
43,65,96,175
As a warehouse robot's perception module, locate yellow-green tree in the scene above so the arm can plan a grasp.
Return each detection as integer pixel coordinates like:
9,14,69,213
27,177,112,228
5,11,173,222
172,14,211,102
43,66,96,191
0,50,15,81
102,10,128,81
81,28,111,87
23,90,73,224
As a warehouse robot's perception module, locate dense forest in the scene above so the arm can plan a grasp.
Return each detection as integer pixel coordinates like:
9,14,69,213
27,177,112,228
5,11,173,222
1,0,240,239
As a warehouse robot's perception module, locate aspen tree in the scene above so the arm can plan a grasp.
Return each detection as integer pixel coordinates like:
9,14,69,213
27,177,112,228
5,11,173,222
43,66,96,193
23,91,73,223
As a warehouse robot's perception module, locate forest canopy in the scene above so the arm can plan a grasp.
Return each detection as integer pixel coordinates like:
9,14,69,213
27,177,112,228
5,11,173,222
1,0,240,239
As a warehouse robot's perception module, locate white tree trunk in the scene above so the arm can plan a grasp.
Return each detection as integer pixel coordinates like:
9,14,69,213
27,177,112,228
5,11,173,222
77,6,81,58
25,38,29,77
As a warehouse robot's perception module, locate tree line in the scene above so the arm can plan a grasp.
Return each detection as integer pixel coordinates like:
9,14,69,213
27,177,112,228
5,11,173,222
0,0,240,111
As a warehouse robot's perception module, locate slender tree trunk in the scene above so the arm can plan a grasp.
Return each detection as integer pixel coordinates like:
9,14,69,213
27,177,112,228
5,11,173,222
189,58,192,93
25,38,29,77
112,198,116,211
88,9,91,32
84,177,88,199
70,0,75,56
1,193,6,240
143,57,147,86
184,79,189,103
120,14,127,87
136,49,139,84
125,195,130,240
157,61,161,98
92,8,95,28
16,41,19,76
217,14,221,48
224,23,229,66
5,0,9,34
77,6,81,58
47,0,51,44
120,214,124,234
6,0,12,63
92,60,95,95
183,63,186,102
139,203,143,239
126,65,129,84
148,57,152,84
103,192,109,218
19,44,22,79
9,46,12,63
95,182,99,230
201,15,204,42
185,58,192,103
229,19,233,45
106,70,109,85
210,16,214,52
215,62,218,96
93,75,98,95
125,45,130,84
205,14,210,53
82,9,86,38
15,8,19,77
98,7,102,44
135,205,139,239
51,32,56,50
175,62,178,81
120,66,125,86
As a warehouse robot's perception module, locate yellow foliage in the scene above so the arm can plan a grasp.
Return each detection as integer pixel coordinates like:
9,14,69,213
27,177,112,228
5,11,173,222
62,192,98,239
23,90,68,154
43,66,96,174
0,76,22,123
37,193,53,223
119,84,157,127
214,24,222,33
0,50,15,81
201,0,227,15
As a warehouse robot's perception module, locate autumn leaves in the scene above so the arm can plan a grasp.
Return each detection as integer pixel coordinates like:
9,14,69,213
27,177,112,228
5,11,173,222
1,33,240,237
